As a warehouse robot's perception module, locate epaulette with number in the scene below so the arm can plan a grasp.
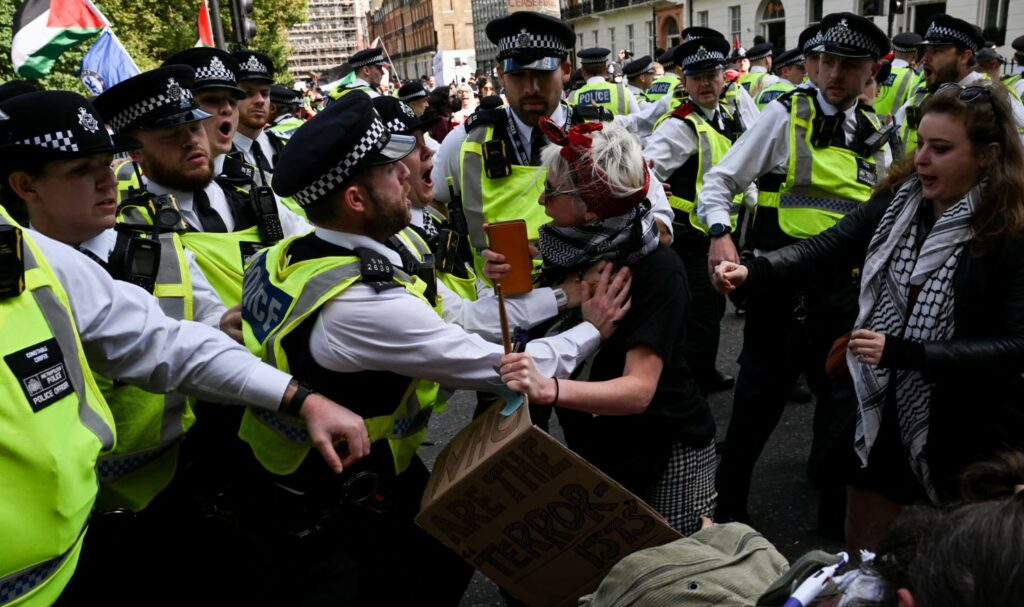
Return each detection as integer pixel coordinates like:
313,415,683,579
465,107,508,132
355,247,401,293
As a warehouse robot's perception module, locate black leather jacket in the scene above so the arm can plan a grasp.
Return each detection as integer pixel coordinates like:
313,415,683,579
743,189,1024,489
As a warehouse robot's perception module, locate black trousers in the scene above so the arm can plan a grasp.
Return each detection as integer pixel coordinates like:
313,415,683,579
715,278,859,521
671,220,727,392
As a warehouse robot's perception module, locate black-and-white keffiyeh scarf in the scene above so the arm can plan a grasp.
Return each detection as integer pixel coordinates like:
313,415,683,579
849,175,978,503
537,199,660,281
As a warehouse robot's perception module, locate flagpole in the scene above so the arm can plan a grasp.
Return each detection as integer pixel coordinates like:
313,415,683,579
378,40,401,82
208,0,226,49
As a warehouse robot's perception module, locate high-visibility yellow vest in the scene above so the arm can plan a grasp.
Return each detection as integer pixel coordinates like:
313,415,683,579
239,236,441,476
458,117,549,280
571,80,629,116
770,91,886,239
97,207,198,511
0,210,115,607
755,80,796,111
646,75,681,102
874,65,916,118
739,71,771,99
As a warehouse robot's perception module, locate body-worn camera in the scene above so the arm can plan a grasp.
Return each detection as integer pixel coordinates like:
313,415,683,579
0,224,25,299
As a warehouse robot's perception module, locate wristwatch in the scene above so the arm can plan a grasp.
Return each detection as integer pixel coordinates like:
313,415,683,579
283,381,317,417
552,287,568,310
708,223,732,238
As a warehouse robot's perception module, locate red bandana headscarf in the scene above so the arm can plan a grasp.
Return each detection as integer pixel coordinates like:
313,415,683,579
537,116,649,219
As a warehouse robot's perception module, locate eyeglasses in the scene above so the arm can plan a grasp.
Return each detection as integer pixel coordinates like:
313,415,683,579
542,183,576,199
935,83,993,103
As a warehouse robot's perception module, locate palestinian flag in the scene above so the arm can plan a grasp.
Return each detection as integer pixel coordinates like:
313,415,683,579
195,0,214,48
12,0,108,79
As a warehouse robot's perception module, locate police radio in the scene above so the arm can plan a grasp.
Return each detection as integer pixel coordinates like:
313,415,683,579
251,186,284,243
0,223,25,299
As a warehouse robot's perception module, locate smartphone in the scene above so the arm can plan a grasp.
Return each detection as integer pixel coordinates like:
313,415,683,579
484,219,533,295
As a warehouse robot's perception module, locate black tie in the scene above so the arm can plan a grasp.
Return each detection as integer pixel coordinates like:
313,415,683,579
250,140,273,174
529,127,544,167
193,188,228,233
78,247,109,271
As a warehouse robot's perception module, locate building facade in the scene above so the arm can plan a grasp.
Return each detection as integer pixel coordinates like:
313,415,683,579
287,0,371,82
559,0,1021,73
369,0,476,84
471,0,509,73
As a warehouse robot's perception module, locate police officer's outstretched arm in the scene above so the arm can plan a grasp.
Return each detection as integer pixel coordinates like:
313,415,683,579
38,230,369,473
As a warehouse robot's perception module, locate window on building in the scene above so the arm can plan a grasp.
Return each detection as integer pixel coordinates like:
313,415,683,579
808,0,823,24
663,16,681,49
593,30,599,46
698,11,709,27
729,6,742,44
860,0,883,16
609,27,615,50
761,0,786,49
646,20,655,55
981,0,1010,45
578,33,584,49
627,24,635,53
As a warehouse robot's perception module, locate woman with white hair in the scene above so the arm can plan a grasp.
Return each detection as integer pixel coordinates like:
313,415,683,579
496,120,717,534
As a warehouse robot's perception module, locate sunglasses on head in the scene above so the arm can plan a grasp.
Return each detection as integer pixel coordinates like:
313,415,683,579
935,83,993,103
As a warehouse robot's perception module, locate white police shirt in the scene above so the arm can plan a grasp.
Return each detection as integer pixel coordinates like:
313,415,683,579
232,130,278,186
432,103,676,240
78,228,226,328
29,228,292,409
307,227,602,392
698,89,892,230
644,103,758,210
147,177,310,238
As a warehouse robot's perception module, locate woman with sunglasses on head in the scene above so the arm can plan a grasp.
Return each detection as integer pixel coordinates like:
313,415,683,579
495,120,717,535
711,82,1024,551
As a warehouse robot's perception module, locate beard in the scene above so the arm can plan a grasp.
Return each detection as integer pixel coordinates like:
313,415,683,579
927,61,963,92
144,153,214,193
363,188,410,241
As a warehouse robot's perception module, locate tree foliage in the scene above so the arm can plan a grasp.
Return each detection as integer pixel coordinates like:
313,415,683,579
0,0,308,93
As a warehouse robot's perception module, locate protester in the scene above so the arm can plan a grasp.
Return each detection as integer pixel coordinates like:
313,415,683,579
498,120,717,535
712,82,1024,550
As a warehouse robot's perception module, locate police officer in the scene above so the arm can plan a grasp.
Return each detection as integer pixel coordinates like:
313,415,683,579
332,46,388,100
94,66,309,308
798,24,823,89
1006,35,1024,99
646,46,682,101
432,10,675,285
873,32,922,118
623,55,656,104
894,15,1024,154
755,48,804,109
267,84,304,145
570,47,638,116
699,13,894,527
0,102,368,607
645,35,753,395
398,81,430,115
161,48,256,189
236,90,628,605
230,50,278,182
738,42,779,98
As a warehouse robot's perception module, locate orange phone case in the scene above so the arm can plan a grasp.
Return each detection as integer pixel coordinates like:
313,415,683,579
484,219,533,295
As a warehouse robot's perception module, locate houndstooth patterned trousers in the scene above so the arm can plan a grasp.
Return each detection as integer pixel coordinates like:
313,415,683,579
649,438,718,536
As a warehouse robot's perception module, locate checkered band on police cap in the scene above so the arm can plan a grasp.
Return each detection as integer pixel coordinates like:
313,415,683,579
924,17,982,52
351,48,386,68
240,54,269,74
292,116,389,207
108,77,194,133
195,56,237,84
822,16,883,58
497,28,567,59
802,30,823,54
15,130,79,153
683,44,726,69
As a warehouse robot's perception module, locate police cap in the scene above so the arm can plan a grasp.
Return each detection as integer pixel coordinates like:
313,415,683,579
891,32,923,53
397,82,428,101
675,37,731,76
772,48,804,71
747,42,774,61
164,47,247,100
372,94,433,135
270,84,301,107
682,27,725,43
658,46,678,69
93,66,211,134
799,25,823,55
578,47,611,66
1013,34,1024,54
486,11,574,73
232,50,274,84
350,47,389,69
0,91,141,165
623,55,655,78
272,91,416,208
819,12,891,60
920,14,984,53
